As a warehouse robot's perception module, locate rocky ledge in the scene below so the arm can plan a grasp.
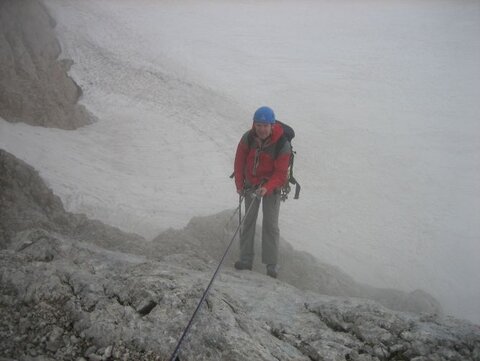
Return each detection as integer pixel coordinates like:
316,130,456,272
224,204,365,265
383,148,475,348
1,150,480,361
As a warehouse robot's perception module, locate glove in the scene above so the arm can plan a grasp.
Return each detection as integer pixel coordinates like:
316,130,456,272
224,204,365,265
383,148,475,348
255,187,268,197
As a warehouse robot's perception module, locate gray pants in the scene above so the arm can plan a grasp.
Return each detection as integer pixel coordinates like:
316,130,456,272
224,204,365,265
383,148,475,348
239,191,281,265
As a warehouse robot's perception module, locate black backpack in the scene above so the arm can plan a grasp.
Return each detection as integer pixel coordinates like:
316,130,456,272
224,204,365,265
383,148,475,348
271,121,301,201
234,121,301,201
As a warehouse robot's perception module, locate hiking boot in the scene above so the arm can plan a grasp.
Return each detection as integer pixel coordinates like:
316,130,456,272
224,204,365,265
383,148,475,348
266,264,278,278
234,260,252,271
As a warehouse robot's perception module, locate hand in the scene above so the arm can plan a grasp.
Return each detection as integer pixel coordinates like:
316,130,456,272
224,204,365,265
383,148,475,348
237,189,244,196
255,187,267,197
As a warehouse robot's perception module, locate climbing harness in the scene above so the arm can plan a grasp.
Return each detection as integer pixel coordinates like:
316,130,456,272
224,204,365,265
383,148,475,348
238,194,243,238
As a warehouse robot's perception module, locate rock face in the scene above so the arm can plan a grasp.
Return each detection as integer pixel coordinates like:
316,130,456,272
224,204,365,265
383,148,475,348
0,0,93,129
0,149,144,251
152,213,443,316
1,149,479,361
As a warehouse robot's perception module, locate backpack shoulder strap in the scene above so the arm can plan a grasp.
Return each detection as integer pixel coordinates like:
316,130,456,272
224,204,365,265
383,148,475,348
274,134,290,159
247,130,255,148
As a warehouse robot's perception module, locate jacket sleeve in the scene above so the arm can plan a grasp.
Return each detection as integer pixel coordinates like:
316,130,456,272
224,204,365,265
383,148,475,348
234,134,250,191
264,141,291,195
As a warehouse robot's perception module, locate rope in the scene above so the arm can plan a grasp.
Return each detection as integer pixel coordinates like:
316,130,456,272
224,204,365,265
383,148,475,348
168,194,259,361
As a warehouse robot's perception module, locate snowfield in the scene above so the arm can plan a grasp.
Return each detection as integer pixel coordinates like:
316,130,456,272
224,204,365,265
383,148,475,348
1,0,479,323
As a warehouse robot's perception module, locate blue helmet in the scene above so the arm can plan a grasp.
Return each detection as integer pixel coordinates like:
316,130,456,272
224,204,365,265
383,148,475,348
253,106,276,124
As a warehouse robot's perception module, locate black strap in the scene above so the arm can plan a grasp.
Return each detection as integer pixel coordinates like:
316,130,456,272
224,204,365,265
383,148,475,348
274,135,288,159
289,175,301,200
287,149,300,199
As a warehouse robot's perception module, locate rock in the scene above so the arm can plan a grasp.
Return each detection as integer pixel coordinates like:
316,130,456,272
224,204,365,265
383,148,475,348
1,121,479,361
136,299,158,316
70,335,79,344
103,345,113,359
472,349,480,361
168,211,443,316
84,346,96,358
19,318,30,334
46,326,64,352
87,354,102,361
0,0,94,129
372,344,389,359
0,149,145,251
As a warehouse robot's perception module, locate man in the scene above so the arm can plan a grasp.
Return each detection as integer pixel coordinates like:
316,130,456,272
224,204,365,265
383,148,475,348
233,106,291,278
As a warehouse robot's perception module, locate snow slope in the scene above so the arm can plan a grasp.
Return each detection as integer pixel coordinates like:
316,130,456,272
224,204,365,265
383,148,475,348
1,0,479,323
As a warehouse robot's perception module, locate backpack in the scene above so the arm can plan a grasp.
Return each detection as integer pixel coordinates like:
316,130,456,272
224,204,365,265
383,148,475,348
234,121,301,201
271,121,301,201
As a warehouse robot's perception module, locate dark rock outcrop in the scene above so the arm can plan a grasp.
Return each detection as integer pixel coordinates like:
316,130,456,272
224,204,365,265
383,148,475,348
0,0,93,129
0,149,144,251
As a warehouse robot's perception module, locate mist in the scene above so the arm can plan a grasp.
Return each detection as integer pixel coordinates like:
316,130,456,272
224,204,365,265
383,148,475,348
1,0,478,324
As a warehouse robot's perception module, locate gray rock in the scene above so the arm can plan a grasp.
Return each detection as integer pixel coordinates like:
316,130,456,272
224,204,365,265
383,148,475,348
1,110,479,361
162,211,443,316
84,346,96,358
0,0,94,129
87,355,102,361
46,326,64,352
103,345,113,359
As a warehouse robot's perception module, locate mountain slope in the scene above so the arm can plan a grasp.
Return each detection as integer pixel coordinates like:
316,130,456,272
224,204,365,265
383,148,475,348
1,149,479,361
153,212,442,315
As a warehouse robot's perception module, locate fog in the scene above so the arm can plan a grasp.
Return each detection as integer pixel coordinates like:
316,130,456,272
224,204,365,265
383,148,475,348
1,0,478,323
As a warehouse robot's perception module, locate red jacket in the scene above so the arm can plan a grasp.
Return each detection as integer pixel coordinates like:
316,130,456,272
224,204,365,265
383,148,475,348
234,123,291,195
